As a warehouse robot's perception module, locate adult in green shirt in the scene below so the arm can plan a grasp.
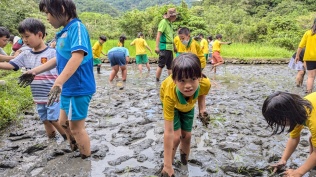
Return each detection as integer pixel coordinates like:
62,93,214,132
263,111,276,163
155,8,177,82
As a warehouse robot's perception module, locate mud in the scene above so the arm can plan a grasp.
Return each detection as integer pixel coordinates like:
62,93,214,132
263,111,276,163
0,63,315,177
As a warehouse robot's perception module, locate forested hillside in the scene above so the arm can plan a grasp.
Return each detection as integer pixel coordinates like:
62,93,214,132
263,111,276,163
1,0,316,50
73,0,194,14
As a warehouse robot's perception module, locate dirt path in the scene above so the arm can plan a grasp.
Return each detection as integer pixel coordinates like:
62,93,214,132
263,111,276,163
0,63,315,177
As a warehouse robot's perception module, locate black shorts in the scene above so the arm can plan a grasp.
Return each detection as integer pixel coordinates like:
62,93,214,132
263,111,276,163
306,61,316,70
158,50,173,69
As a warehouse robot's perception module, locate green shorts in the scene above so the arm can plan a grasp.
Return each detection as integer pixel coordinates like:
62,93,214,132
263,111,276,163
204,54,208,63
135,54,148,64
174,108,194,132
93,58,102,66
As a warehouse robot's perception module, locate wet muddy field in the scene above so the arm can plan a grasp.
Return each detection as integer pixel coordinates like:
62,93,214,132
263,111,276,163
0,63,315,177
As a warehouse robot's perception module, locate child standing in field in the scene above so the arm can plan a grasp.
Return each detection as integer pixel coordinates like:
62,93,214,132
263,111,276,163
288,48,306,87
295,18,316,94
177,27,206,70
207,36,214,62
0,27,16,62
211,34,231,73
107,46,130,81
199,33,209,65
0,18,66,140
92,35,107,74
173,27,186,57
117,35,127,47
130,32,152,74
262,91,316,177
19,0,96,159
160,53,211,177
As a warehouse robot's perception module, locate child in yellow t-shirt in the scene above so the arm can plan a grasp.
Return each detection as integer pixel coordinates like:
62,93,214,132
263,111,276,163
160,53,211,177
177,27,206,70
211,34,231,73
92,35,107,74
262,91,316,176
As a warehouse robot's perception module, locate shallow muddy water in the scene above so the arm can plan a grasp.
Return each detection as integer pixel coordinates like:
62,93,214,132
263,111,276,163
0,63,315,177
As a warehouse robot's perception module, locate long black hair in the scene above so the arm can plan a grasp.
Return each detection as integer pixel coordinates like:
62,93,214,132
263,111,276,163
262,91,312,135
172,53,202,81
39,0,78,21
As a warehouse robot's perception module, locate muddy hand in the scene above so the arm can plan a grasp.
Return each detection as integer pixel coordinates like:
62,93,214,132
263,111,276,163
269,160,286,174
198,112,210,127
160,170,175,177
18,73,35,88
47,86,61,106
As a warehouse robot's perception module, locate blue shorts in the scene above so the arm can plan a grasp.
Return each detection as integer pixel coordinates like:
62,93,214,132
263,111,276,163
60,95,92,121
36,102,60,122
108,51,126,67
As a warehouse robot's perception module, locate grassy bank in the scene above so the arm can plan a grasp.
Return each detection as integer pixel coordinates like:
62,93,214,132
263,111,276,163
0,70,33,129
5,40,293,60
92,40,293,60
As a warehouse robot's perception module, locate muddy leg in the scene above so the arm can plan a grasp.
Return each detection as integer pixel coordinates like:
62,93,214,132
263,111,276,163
179,130,191,165
296,70,305,87
59,110,77,151
43,120,56,138
172,129,181,164
120,65,127,81
50,121,67,140
146,62,150,72
70,119,91,158
306,69,316,93
138,64,142,74
109,65,119,81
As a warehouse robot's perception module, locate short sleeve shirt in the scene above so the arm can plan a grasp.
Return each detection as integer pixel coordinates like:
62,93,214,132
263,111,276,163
160,75,211,121
200,38,209,54
158,19,174,51
92,41,103,58
212,39,221,52
174,36,186,53
108,47,129,56
55,18,96,96
131,38,148,55
9,47,57,103
290,92,316,147
298,30,316,61
184,39,206,69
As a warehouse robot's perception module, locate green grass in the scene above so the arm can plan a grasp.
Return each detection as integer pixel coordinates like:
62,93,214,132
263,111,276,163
0,70,33,129
220,43,292,60
4,40,292,60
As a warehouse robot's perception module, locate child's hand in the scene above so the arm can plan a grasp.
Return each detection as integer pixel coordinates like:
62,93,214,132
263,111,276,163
198,112,210,127
280,169,303,177
270,159,286,174
161,167,174,177
18,72,35,88
47,86,61,106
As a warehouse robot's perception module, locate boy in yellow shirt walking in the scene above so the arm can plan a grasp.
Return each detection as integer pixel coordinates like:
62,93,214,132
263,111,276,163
92,35,107,74
130,32,153,74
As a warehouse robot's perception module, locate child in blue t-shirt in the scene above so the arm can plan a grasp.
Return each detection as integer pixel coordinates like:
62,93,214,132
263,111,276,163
19,0,96,159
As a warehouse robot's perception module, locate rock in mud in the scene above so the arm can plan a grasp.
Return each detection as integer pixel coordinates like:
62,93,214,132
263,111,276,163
0,161,18,168
24,144,48,154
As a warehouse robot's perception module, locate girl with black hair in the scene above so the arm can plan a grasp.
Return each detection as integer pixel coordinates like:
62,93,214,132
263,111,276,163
262,91,316,176
160,53,211,176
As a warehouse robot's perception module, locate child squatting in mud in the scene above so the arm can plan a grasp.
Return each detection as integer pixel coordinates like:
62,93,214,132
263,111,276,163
262,91,316,176
0,18,66,140
160,53,211,176
18,0,96,159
